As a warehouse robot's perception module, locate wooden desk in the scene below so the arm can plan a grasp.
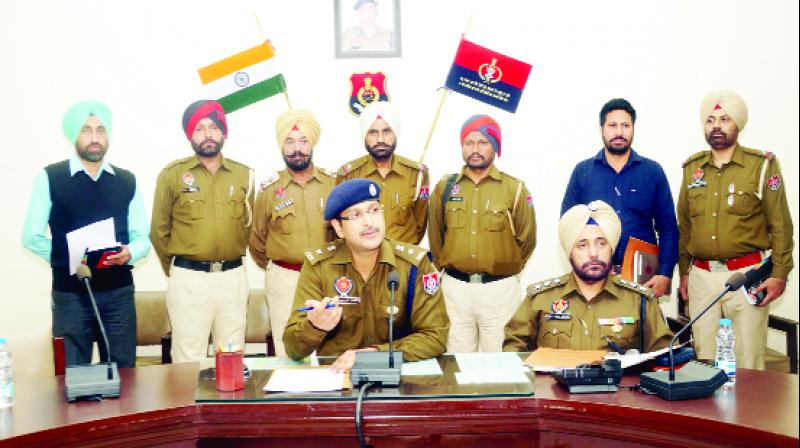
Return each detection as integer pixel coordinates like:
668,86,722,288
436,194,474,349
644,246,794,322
1,363,797,447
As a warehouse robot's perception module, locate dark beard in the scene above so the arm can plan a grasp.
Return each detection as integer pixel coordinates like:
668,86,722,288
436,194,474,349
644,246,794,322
191,138,223,157
76,143,107,162
705,128,738,150
465,152,494,170
284,151,312,172
604,138,631,155
365,142,396,161
570,256,612,284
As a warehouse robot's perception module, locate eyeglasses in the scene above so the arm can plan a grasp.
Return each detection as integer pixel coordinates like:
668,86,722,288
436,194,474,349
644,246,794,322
339,204,384,221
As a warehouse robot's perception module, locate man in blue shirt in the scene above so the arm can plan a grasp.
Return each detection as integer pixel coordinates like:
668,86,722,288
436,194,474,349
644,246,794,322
561,98,678,297
22,101,150,368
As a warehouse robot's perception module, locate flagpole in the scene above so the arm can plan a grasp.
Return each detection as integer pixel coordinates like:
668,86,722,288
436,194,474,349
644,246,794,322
254,12,293,110
417,10,473,165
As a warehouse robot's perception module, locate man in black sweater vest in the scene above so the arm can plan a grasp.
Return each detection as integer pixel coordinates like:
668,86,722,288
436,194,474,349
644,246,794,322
22,101,150,368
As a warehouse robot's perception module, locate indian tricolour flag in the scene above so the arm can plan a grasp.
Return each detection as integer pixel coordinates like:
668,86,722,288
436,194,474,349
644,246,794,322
197,41,286,113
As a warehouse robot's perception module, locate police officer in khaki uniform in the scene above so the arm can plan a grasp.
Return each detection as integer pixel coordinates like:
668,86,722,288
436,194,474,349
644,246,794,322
151,100,254,363
249,109,336,357
337,101,429,244
677,90,794,370
504,201,672,353
283,179,449,372
428,114,536,353
341,0,393,51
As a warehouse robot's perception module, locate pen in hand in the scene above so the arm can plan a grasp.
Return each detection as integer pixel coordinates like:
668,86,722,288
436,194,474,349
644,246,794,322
296,303,338,312
605,336,626,355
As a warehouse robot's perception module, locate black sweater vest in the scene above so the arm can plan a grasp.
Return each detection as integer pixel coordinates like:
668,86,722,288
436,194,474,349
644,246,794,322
46,160,135,292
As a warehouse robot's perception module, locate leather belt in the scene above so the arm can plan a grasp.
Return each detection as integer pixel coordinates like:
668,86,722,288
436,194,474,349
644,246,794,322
174,256,242,273
273,260,303,272
692,251,762,272
444,267,510,284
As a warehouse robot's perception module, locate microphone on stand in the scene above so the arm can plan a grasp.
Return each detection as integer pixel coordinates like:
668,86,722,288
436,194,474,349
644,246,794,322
349,271,403,387
640,271,746,400
65,265,120,402
387,271,400,369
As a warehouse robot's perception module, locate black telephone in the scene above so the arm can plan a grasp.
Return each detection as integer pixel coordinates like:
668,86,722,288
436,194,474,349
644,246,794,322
552,358,623,393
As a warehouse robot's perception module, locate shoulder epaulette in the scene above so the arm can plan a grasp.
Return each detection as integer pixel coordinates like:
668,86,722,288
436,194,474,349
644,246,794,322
303,241,340,265
319,167,337,178
613,276,655,299
338,156,368,177
396,155,427,172
224,158,251,171
741,147,774,160
164,156,195,170
526,275,568,298
258,172,280,193
502,171,523,185
392,241,429,266
682,150,708,167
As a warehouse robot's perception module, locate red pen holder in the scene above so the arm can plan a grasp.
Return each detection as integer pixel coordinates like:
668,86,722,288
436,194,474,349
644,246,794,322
215,351,244,391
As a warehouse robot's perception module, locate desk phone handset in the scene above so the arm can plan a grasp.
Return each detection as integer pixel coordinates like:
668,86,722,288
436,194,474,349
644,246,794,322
552,358,623,393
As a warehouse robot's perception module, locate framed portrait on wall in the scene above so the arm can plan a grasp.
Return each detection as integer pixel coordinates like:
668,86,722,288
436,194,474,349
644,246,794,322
334,0,402,58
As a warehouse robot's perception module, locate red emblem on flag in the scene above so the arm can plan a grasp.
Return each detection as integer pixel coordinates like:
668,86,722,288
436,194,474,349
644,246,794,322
349,72,390,116
422,272,440,295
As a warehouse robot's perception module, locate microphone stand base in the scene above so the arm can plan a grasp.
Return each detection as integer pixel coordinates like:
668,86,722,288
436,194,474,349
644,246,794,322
640,361,728,400
350,351,403,387
65,363,120,402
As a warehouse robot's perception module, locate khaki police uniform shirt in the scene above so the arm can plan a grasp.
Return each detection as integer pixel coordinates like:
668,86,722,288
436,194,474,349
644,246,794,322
428,165,536,276
249,167,336,268
342,26,392,51
337,154,429,244
150,155,254,274
503,273,672,353
677,145,794,279
283,238,449,361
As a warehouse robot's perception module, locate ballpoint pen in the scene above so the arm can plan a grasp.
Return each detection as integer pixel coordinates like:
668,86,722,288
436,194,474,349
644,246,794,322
296,303,338,312
605,336,626,355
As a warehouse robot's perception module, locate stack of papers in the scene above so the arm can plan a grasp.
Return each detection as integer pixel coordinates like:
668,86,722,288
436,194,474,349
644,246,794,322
524,348,608,372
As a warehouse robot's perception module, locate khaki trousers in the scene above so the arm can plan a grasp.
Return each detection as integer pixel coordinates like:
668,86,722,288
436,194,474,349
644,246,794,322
265,261,301,358
442,273,523,353
688,265,768,370
167,264,249,363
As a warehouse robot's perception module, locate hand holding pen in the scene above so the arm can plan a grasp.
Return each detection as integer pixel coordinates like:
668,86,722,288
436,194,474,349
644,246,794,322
303,296,342,332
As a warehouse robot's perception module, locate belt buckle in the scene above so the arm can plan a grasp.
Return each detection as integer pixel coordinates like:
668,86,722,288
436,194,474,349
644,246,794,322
209,261,223,273
708,260,728,272
469,273,483,284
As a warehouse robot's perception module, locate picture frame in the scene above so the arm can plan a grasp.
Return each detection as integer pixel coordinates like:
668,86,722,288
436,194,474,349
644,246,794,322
334,0,402,58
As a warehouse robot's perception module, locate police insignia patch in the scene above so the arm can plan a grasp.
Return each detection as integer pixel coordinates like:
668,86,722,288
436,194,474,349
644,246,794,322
451,184,460,195
349,72,390,116
768,174,781,191
422,272,440,295
338,164,352,177
334,276,354,297
552,298,569,314
526,194,533,208
419,186,430,200
275,187,286,199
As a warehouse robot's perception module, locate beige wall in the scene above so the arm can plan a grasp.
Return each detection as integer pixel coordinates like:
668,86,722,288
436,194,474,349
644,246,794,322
1,0,797,380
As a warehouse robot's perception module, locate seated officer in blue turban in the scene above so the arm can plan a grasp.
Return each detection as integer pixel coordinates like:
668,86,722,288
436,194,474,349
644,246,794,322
283,179,449,372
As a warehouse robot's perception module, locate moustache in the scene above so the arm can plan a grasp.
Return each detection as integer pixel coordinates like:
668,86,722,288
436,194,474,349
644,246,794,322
285,151,309,159
581,260,608,270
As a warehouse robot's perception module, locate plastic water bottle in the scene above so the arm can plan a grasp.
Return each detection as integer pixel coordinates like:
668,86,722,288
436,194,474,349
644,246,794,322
714,319,736,384
0,338,13,408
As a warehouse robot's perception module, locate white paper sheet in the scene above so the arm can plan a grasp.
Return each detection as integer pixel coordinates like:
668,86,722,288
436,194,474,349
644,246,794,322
603,343,687,369
453,352,529,385
65,218,117,275
401,358,443,376
263,367,345,392
244,357,312,371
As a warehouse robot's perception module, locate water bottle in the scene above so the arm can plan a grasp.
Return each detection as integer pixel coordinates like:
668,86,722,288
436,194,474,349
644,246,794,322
714,319,736,384
0,338,13,408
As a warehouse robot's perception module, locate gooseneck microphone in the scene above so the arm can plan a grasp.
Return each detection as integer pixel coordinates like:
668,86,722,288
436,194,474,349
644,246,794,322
387,271,400,369
76,265,114,381
667,271,746,380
